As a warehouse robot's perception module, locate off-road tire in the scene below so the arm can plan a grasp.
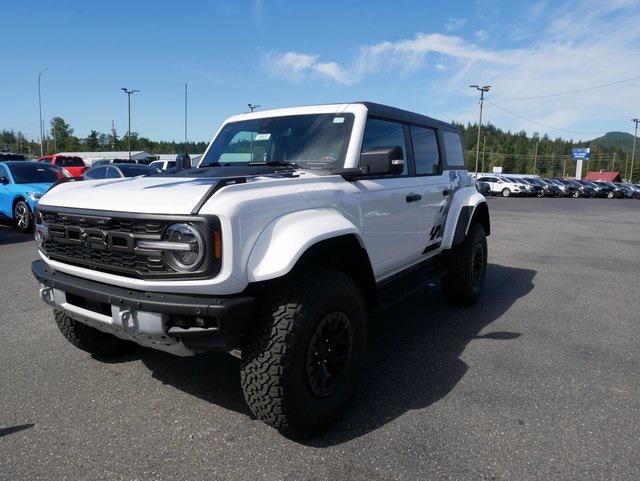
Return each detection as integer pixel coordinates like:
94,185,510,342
240,269,367,438
13,200,32,233
54,310,137,358
441,222,487,306
501,188,511,197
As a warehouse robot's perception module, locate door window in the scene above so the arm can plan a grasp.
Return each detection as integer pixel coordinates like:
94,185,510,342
85,167,107,179
442,130,465,168
361,118,408,175
410,126,440,175
105,167,120,178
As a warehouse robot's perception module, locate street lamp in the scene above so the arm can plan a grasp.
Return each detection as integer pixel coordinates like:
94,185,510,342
121,88,140,160
469,84,490,176
38,68,47,156
631,118,639,182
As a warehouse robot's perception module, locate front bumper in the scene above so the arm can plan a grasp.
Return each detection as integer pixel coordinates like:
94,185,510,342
32,260,254,356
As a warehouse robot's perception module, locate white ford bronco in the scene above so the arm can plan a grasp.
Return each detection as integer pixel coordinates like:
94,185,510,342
32,102,490,437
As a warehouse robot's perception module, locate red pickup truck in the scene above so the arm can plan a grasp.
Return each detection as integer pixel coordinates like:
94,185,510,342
38,155,86,177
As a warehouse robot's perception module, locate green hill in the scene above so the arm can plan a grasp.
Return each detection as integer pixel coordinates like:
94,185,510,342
590,131,635,152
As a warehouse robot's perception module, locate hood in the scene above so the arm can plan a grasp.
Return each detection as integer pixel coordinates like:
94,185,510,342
38,175,252,215
19,183,52,195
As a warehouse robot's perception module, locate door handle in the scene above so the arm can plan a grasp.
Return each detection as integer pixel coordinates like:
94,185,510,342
406,193,422,203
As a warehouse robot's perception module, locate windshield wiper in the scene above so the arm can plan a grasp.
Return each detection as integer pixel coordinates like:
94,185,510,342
248,160,298,168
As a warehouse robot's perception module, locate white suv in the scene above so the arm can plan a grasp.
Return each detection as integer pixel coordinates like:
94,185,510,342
32,102,490,437
476,175,526,197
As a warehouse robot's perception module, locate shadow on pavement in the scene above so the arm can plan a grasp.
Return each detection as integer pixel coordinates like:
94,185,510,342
140,263,535,444
0,224,33,245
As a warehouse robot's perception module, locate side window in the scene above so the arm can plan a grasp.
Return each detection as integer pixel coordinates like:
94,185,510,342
86,167,106,179
442,130,465,168
361,118,408,175
410,126,440,175
105,167,120,178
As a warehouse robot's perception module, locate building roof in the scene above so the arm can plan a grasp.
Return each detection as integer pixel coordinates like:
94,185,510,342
584,171,621,182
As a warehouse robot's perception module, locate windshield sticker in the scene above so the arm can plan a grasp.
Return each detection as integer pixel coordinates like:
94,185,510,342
333,117,345,124
254,133,271,141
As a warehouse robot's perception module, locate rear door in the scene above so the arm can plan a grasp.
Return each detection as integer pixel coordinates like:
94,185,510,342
407,124,449,252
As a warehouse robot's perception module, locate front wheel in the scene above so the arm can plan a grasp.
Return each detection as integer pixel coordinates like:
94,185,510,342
607,191,614,199
501,188,511,197
241,270,367,438
13,200,32,233
441,222,488,306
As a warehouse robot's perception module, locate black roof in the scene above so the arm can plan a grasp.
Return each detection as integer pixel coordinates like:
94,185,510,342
358,102,458,132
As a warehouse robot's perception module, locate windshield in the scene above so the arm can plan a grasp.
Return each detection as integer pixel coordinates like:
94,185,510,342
8,163,67,183
201,113,355,171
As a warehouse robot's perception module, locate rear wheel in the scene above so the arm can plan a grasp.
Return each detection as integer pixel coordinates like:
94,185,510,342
53,310,137,358
13,201,32,233
240,269,367,438
442,222,487,306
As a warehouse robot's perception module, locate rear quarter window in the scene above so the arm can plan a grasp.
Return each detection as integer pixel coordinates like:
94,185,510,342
442,130,465,169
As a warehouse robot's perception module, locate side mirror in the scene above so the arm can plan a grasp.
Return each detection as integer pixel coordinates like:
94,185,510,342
359,146,404,176
0,176,9,185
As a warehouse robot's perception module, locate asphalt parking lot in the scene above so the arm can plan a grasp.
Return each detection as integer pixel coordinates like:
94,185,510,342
1,198,639,481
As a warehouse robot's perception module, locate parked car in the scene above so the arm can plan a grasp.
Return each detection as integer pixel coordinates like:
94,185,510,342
149,159,177,171
575,180,610,198
83,163,160,179
476,175,526,197
511,177,543,197
557,179,595,197
618,183,640,199
545,178,577,197
32,101,490,437
0,152,27,161
475,180,491,195
528,178,561,197
38,155,86,177
0,161,69,232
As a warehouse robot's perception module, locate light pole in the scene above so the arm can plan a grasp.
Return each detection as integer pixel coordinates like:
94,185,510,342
248,103,260,112
631,118,639,182
469,85,490,176
121,88,140,160
38,68,47,156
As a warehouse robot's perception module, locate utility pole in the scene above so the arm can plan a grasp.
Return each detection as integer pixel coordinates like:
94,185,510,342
248,103,260,112
563,158,567,177
111,120,117,149
469,84,490,176
184,83,188,167
631,118,639,182
481,135,487,173
610,152,616,172
624,152,629,180
533,141,538,175
37,68,47,157
121,88,140,160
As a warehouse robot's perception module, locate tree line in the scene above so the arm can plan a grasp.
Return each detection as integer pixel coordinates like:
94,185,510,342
0,117,207,157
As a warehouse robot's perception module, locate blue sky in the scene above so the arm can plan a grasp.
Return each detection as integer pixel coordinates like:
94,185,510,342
2,0,640,143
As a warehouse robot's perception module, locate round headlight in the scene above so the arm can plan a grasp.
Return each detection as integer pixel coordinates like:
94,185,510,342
162,223,204,272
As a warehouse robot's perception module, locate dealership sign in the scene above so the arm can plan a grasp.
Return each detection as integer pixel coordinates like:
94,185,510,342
572,148,591,160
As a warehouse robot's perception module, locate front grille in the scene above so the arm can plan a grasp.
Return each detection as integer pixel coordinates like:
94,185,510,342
38,208,217,279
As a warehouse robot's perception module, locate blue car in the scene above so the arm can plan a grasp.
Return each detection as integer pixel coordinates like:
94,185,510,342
0,161,69,232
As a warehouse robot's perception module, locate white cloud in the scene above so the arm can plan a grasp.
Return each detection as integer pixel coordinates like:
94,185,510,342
475,29,488,41
445,17,467,31
260,1,640,137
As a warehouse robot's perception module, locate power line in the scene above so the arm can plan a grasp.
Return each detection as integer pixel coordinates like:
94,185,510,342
493,74,640,101
486,101,632,136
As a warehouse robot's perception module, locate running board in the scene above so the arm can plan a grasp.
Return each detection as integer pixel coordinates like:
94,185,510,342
373,257,448,313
